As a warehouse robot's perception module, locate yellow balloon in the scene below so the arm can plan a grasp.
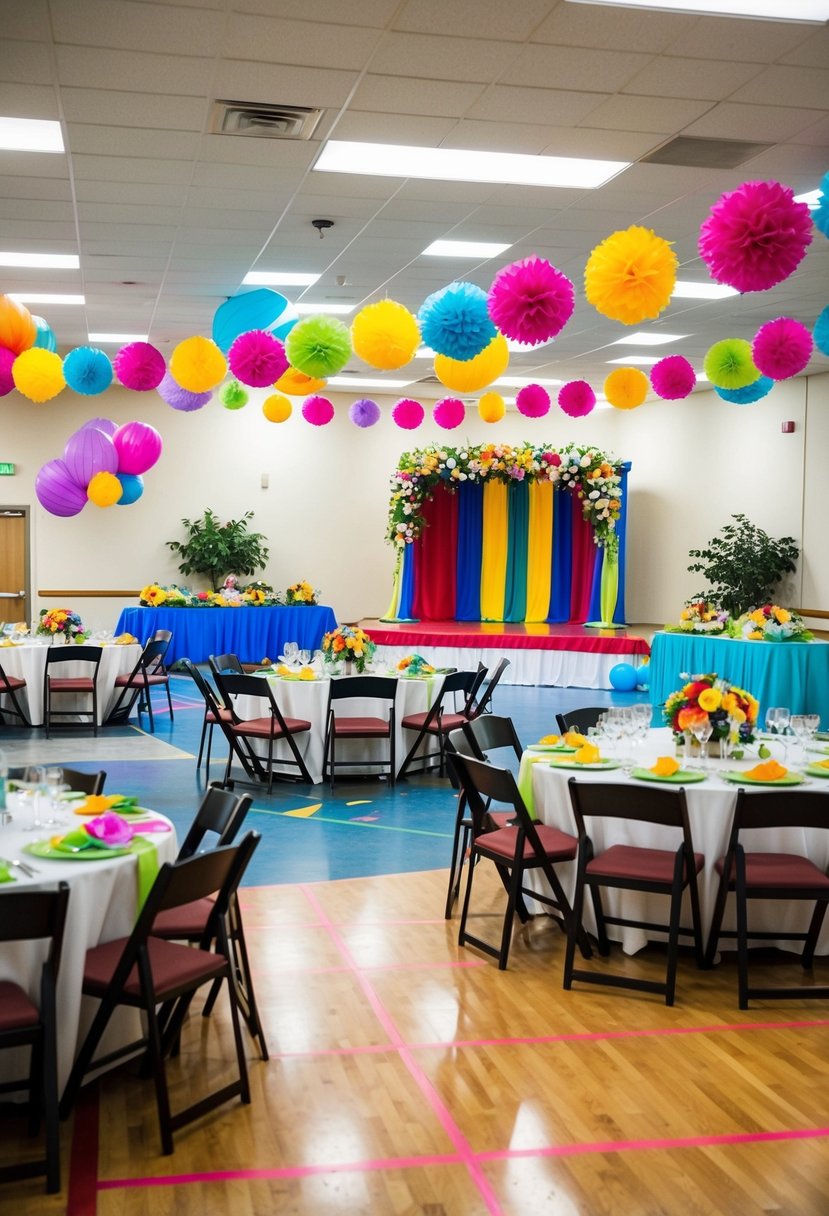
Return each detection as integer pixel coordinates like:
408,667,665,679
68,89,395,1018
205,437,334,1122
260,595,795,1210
478,391,506,423
351,300,420,370
262,394,292,423
274,368,327,396
434,334,509,392
87,470,123,508
604,366,649,410
11,348,65,402
169,336,227,393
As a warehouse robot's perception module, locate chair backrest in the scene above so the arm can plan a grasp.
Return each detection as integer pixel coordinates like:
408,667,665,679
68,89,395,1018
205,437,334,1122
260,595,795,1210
556,706,605,736
134,639,169,675
447,751,540,847
209,653,244,677
433,667,485,716
180,658,225,717
176,785,254,860
327,675,398,707
470,657,510,719
43,645,103,674
60,767,106,796
462,714,523,761
567,778,695,851
214,671,290,730
152,629,173,644
726,788,829,845
0,884,70,983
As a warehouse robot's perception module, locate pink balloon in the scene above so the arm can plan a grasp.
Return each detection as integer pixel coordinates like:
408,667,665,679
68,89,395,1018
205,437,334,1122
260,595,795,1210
113,421,163,475
63,426,119,487
0,346,15,396
35,459,88,517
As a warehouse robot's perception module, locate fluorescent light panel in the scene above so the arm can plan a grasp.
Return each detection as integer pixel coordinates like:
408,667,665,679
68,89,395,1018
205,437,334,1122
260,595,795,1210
294,302,355,314
327,376,412,389
422,239,512,258
794,189,821,208
9,292,84,305
607,356,662,365
564,0,829,22
672,280,738,300
0,116,64,153
0,251,79,269
315,141,629,190
613,332,688,346
88,332,148,343
243,271,320,286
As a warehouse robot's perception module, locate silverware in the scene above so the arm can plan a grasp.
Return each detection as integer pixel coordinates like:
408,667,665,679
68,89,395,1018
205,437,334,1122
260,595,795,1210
7,857,38,877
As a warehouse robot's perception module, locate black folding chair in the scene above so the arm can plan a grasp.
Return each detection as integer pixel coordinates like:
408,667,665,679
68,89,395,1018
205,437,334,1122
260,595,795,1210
42,645,102,737
471,657,510,717
179,659,235,779
106,638,173,732
398,666,486,779
59,767,106,796
322,675,397,789
0,659,30,726
556,707,604,736
215,671,313,790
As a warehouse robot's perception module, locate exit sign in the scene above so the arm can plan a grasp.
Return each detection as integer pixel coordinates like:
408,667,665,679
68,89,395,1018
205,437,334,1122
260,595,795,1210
0,462,14,475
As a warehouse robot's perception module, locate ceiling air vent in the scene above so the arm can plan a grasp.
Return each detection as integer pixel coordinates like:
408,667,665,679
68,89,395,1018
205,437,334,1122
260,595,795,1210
210,100,323,140
414,375,442,385
641,136,773,170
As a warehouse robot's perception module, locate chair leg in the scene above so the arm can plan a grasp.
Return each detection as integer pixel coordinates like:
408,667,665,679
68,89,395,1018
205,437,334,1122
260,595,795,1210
735,861,750,1010
704,868,731,968
802,900,828,970
498,863,523,970
664,871,684,1007
563,857,588,990
144,996,174,1155
59,995,117,1119
41,1012,60,1193
196,712,209,771
143,679,155,734
444,803,469,920
165,681,174,721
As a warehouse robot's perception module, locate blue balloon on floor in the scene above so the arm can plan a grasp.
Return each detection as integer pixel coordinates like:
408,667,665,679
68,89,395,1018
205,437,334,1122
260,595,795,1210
609,662,639,692
636,660,650,691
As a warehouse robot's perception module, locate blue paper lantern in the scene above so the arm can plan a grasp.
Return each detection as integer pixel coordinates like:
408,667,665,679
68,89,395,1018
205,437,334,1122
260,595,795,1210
715,376,773,405
115,473,144,506
813,170,829,239
32,315,57,352
418,282,496,362
609,662,639,692
63,346,113,396
814,305,829,357
212,288,298,353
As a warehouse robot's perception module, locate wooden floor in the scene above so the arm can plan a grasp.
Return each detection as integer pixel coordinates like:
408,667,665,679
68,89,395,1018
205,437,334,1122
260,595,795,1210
5,865,829,1216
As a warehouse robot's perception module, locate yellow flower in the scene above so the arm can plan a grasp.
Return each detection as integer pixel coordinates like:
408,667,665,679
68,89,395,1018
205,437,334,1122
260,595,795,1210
748,629,763,640
774,607,791,623
698,688,722,712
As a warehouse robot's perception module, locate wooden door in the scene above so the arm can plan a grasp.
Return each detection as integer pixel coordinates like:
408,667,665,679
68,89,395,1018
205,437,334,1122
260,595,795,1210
0,510,28,627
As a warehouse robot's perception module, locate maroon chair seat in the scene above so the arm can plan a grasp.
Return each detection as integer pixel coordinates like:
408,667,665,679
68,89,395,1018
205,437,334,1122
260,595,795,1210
0,979,40,1031
105,638,173,732
0,673,25,690
322,676,398,789
401,709,470,734
475,823,579,863
115,672,169,687
398,666,486,780
332,716,389,735
714,852,829,889
0,660,29,726
590,844,704,884
82,934,226,998
230,714,312,738
46,676,95,691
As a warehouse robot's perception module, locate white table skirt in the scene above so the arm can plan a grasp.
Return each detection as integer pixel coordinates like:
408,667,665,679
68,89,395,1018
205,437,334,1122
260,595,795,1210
521,727,829,957
373,643,639,689
0,641,142,726
227,671,448,783
0,813,178,1092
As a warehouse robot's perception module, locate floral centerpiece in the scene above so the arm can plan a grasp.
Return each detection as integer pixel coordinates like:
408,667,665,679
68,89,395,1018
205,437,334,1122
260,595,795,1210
664,672,759,745
397,654,436,676
285,580,319,606
668,599,730,634
321,625,376,674
37,608,89,642
731,604,813,643
243,581,281,606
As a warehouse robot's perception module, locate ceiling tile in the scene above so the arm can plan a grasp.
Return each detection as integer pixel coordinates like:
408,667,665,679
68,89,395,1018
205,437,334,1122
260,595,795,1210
351,74,484,118
333,112,457,145
0,40,54,86
579,94,713,134
66,124,200,160
55,45,213,96
211,60,358,109
621,56,761,102
1,0,51,40
664,16,814,63
368,31,511,83
49,0,224,56
394,0,555,41
440,119,562,154
467,86,610,127
730,66,829,111
532,4,695,53
780,27,829,68
72,155,196,185
238,0,400,24
0,198,74,223
500,45,653,93
0,83,60,120
0,176,73,201
683,102,825,144
75,179,190,207
224,14,380,70
791,113,829,147
61,88,208,131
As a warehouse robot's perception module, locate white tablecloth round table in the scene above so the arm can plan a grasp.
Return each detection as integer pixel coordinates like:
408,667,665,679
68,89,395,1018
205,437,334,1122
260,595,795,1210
0,640,142,726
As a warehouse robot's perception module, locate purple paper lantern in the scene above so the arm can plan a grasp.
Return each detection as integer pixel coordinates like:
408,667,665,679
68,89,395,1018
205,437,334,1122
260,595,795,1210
35,459,88,517
113,421,163,475
81,417,118,436
157,371,211,412
63,426,119,488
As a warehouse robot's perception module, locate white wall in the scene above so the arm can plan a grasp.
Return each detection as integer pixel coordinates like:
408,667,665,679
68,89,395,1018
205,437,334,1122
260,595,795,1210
1,372,826,633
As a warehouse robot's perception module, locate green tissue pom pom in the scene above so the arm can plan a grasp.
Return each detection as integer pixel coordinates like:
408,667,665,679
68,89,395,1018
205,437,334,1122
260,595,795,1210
220,378,249,410
285,314,352,378
703,338,759,390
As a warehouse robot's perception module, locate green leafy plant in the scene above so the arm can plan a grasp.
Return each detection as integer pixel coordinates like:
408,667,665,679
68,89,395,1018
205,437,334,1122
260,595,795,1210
166,509,269,592
687,514,799,618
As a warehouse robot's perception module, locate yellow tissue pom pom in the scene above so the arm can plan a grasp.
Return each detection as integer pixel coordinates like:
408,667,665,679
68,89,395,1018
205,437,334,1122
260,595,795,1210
170,336,227,393
585,225,677,325
351,300,420,370
274,368,327,396
478,391,506,423
12,348,65,402
539,733,561,745
262,393,292,423
604,366,649,410
563,730,586,747
434,334,509,392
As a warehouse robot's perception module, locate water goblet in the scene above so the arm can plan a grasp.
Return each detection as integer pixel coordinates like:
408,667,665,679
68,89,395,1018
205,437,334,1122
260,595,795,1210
690,718,713,770
282,641,299,666
43,766,67,826
298,649,311,667
804,713,820,744
789,716,810,765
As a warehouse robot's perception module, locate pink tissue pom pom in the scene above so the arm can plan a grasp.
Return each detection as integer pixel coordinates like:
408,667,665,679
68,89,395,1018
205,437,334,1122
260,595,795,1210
114,341,166,391
432,397,465,430
157,371,211,412
487,256,575,346
228,329,289,388
392,398,424,430
301,394,334,426
752,317,813,380
0,346,15,396
698,180,813,293
515,383,550,418
649,355,696,400
557,380,596,418
349,398,381,428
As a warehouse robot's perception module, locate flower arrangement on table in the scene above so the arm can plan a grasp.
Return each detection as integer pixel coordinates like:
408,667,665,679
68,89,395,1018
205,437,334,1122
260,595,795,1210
664,672,759,745
37,608,89,642
321,625,376,674
138,582,284,607
397,653,436,676
668,599,730,635
285,580,319,606
730,604,813,643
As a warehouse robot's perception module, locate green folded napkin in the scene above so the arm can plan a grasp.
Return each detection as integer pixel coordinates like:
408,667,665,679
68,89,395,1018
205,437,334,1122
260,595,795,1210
0,861,16,883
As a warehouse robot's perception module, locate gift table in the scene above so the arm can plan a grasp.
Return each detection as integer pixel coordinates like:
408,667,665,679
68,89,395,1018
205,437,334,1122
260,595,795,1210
114,605,337,665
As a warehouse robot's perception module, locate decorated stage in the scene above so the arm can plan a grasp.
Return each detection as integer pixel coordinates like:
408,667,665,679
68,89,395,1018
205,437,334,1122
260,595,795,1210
363,619,650,689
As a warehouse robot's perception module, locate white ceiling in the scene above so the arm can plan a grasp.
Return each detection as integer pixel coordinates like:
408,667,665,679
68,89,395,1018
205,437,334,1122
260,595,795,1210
1,0,828,396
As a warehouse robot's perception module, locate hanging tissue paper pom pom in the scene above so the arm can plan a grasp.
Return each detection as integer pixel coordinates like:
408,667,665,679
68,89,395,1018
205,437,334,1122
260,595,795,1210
699,180,813,293
434,333,509,392
487,256,574,345
752,317,813,380
813,171,829,239
157,371,211,412
433,397,465,430
301,394,334,426
703,338,759,390
392,398,424,430
274,368,327,396
650,355,696,400
516,384,550,419
0,295,36,355
220,379,249,410
0,347,15,396
87,470,123,508
715,376,774,404
35,459,88,517
349,398,381,428
263,394,292,423
478,391,505,423
170,336,227,393
585,226,677,325
418,282,496,362
814,306,829,357
351,301,420,370
286,316,351,379
114,341,166,391
228,329,288,387
63,346,113,396
558,380,596,418
12,348,65,402
605,367,649,410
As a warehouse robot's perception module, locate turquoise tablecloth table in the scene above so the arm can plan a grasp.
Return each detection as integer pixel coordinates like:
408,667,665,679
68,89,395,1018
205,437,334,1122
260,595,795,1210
649,631,829,724
114,605,338,665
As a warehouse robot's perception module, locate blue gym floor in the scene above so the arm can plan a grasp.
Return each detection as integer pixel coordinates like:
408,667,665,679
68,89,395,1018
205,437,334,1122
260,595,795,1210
2,674,652,887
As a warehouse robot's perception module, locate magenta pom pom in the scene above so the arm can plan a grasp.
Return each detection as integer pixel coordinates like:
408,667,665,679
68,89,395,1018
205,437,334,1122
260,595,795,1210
349,398,381,428
301,394,334,426
558,380,596,418
227,329,289,388
649,355,696,400
113,341,166,391
515,383,550,419
698,180,813,293
392,398,424,430
432,396,465,430
157,371,211,412
487,256,574,346
0,346,15,396
752,317,813,380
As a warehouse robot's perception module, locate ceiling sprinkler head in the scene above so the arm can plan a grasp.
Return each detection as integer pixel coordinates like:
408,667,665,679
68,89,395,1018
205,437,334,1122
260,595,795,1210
312,218,334,238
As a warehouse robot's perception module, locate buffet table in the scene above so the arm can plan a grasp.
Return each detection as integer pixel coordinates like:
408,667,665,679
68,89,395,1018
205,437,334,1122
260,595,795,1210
0,640,142,726
650,632,829,725
114,604,338,665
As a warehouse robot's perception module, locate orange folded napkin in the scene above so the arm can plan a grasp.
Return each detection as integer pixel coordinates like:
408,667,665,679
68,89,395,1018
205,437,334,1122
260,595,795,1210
812,759,829,770
573,742,601,765
73,794,138,816
744,759,788,781
650,756,680,777
564,729,587,747
539,733,561,745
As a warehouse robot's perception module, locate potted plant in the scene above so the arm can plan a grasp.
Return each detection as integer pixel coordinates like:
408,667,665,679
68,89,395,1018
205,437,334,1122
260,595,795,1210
166,509,269,592
687,515,798,618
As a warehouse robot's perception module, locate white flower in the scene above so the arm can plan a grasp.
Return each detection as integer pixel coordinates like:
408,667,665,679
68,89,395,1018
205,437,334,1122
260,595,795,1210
446,458,456,468
458,472,467,481
589,490,600,500
396,523,407,533
580,454,591,467
403,504,412,515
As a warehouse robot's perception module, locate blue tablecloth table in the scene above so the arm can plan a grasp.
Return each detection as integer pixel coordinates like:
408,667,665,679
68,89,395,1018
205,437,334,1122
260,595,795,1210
114,605,338,665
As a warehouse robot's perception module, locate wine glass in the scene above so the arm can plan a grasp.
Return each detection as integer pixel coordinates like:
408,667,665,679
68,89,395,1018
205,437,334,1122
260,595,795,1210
690,717,713,770
43,766,67,826
804,713,820,744
789,716,810,765
282,641,299,666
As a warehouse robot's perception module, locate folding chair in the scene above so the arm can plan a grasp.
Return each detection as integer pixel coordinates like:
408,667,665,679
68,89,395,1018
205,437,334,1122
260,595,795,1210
59,834,260,1156
59,767,106,796
180,659,247,781
42,645,102,737
564,779,705,1006
0,884,69,1194
398,665,486,780
471,657,510,718
704,789,829,1008
214,671,313,790
0,659,29,726
322,675,397,789
556,706,605,736
208,653,244,679
106,638,173,732
448,752,588,970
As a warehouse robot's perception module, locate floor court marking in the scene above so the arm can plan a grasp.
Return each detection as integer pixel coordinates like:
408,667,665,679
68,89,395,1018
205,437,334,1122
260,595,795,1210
251,806,452,838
